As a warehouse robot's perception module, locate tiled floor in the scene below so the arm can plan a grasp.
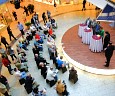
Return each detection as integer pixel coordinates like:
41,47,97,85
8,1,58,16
0,1,115,96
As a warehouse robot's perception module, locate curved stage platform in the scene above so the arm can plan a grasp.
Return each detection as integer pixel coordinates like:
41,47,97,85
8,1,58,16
62,22,115,75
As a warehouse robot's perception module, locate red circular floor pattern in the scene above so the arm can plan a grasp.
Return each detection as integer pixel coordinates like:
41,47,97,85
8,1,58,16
62,22,115,69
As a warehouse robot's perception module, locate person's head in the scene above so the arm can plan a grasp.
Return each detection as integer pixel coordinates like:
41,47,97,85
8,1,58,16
2,55,5,59
35,54,38,57
18,22,20,24
97,21,100,24
8,46,11,49
60,56,63,59
14,68,18,72
71,67,75,70
105,31,110,35
50,67,53,70
100,26,103,30
57,79,61,84
108,42,112,46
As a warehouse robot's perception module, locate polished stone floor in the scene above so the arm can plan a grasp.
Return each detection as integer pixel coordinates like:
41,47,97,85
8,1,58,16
0,1,115,96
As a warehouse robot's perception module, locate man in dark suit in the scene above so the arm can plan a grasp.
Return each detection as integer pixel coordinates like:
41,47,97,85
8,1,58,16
104,42,115,67
103,31,110,50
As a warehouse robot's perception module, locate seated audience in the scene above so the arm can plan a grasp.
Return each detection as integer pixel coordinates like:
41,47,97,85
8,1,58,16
69,67,78,83
46,67,58,87
14,68,27,79
40,62,47,79
24,74,34,94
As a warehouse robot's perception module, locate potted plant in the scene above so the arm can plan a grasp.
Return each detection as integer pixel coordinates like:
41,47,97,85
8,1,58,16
25,22,31,30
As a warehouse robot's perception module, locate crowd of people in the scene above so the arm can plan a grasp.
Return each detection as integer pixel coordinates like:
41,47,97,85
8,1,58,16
0,7,78,96
85,17,115,67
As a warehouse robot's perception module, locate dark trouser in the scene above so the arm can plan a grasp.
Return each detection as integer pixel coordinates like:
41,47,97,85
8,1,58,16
9,34,16,41
20,29,25,36
105,56,112,67
2,42,9,49
10,54,17,61
82,4,86,10
14,16,17,21
43,19,47,24
6,65,12,75
4,91,10,96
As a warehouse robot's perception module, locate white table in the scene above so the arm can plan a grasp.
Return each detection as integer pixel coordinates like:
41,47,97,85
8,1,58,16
89,35,103,52
82,28,93,44
78,24,87,38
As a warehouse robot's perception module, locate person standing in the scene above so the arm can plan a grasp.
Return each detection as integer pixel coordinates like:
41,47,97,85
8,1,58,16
7,46,17,61
0,82,11,96
42,12,47,24
104,42,115,67
0,74,10,91
17,22,25,37
7,26,17,41
23,6,29,16
47,10,51,19
2,55,13,75
103,31,110,50
1,36,9,49
12,11,17,21
82,0,86,11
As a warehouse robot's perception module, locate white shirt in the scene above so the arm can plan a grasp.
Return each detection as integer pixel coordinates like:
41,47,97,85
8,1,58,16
46,68,55,81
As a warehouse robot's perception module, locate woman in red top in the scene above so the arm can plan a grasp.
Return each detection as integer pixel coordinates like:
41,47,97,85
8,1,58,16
35,34,40,40
48,26,53,36
2,55,13,75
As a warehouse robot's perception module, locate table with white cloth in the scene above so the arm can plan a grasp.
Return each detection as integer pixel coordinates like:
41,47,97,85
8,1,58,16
89,35,103,52
82,28,93,44
78,23,87,38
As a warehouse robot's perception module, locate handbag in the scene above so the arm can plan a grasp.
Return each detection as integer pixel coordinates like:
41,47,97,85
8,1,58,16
62,66,67,73
19,78,25,85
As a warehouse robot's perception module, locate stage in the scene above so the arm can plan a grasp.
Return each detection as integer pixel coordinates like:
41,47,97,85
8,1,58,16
62,22,115,75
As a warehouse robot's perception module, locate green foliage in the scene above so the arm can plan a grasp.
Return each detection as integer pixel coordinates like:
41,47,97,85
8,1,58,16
25,22,31,26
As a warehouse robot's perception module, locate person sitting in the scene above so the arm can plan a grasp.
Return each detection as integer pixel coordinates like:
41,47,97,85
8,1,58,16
32,46,40,56
32,87,47,96
95,21,101,35
56,56,64,70
99,26,104,41
14,68,27,79
47,35,55,48
55,79,65,95
17,52,28,63
56,56,69,70
50,17,57,29
85,17,92,28
26,31,33,40
18,40,28,51
35,20,43,31
69,67,78,84
40,62,47,79
43,23,49,35
46,67,58,87
16,44,26,55
30,24,37,36
15,55,28,72
34,39,43,51
48,26,53,36
34,54,49,69
24,74,34,94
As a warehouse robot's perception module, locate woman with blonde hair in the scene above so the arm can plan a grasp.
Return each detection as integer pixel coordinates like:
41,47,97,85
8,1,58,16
55,79,65,94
